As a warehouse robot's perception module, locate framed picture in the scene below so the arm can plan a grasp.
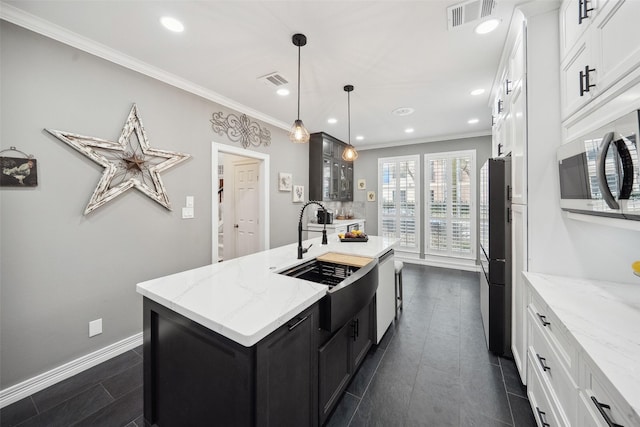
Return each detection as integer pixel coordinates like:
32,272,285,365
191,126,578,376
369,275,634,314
278,172,292,191
357,179,366,190
367,191,376,202
292,185,304,203
0,156,38,187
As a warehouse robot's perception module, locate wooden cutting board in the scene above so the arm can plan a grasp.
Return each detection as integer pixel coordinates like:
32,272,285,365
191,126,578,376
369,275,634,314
316,252,374,268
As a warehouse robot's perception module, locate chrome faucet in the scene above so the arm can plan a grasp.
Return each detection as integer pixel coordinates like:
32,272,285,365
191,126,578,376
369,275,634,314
298,200,328,259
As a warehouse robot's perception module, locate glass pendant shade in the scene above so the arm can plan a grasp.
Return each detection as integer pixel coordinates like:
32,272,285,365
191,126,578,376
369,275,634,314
342,145,358,161
290,119,310,143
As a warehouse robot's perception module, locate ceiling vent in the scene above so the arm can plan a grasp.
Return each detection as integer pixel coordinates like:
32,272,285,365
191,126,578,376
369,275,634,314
258,72,288,87
447,0,496,30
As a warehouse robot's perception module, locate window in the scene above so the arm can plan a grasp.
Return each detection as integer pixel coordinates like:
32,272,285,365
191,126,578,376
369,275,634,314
425,150,476,259
378,156,420,252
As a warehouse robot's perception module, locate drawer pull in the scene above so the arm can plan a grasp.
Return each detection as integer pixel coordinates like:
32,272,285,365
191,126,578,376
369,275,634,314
536,353,551,372
537,312,550,327
591,396,624,427
287,315,309,331
536,407,550,427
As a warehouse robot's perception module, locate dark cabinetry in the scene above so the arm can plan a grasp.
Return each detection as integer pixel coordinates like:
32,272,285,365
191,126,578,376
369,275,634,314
318,300,374,424
309,132,353,202
143,298,319,427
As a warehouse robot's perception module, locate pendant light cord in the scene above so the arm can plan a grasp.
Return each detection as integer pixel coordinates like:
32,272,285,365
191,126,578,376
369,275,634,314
297,45,301,120
347,89,351,145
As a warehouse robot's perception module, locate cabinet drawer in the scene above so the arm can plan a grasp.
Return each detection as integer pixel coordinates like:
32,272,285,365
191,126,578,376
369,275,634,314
528,307,578,426
528,289,577,374
527,351,566,427
580,358,635,427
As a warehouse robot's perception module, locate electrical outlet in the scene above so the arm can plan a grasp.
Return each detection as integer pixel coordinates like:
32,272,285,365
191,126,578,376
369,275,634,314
186,196,194,208
89,318,102,337
182,207,194,219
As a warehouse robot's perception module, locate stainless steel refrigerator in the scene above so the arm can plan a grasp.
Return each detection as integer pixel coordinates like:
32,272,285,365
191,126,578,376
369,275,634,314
479,156,512,356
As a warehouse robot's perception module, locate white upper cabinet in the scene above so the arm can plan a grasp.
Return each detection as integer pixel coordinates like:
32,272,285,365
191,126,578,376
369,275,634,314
560,0,640,120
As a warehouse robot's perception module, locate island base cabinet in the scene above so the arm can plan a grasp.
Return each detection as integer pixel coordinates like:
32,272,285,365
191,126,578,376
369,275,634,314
318,301,374,425
143,298,319,427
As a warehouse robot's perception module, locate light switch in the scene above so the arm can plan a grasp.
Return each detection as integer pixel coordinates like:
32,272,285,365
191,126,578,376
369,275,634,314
89,318,102,337
182,207,194,219
186,196,194,208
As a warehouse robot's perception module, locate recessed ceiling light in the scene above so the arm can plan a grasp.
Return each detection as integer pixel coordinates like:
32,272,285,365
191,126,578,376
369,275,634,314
327,118,338,124
405,128,414,134
475,19,500,35
276,88,290,96
392,107,415,116
356,135,364,141
468,118,479,124
160,16,184,33
470,88,485,96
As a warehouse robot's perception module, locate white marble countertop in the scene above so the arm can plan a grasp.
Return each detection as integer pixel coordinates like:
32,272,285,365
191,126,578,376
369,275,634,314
523,272,640,422
307,218,366,228
136,234,397,347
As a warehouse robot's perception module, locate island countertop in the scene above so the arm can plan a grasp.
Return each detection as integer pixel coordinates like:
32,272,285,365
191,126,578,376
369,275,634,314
136,234,398,347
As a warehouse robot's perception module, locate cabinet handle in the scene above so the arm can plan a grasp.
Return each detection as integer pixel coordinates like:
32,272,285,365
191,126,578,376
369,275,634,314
497,99,504,113
591,396,624,427
287,315,309,331
579,65,596,96
491,115,496,126
536,407,551,427
505,79,512,95
536,353,551,372
579,0,594,24
537,312,551,327
498,143,503,156
351,318,360,341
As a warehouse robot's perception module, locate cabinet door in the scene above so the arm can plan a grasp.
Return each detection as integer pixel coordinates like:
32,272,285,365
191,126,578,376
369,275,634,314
318,322,352,425
560,40,595,118
322,157,332,201
591,0,640,94
511,204,528,385
510,83,527,205
331,160,341,200
560,0,599,57
351,302,373,369
256,305,318,427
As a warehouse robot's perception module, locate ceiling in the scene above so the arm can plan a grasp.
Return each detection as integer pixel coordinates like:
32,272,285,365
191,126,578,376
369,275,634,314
2,0,522,148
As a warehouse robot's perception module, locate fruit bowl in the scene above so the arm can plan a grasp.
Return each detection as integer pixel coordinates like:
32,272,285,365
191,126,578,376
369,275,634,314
338,231,368,242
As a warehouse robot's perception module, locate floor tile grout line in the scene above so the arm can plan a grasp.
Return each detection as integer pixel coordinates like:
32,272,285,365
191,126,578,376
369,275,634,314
498,357,516,427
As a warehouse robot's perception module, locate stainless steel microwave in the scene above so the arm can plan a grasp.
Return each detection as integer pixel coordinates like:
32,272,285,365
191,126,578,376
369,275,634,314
557,110,640,220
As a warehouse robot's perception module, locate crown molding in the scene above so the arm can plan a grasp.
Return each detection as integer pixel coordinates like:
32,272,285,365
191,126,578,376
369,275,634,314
0,2,290,131
358,130,492,151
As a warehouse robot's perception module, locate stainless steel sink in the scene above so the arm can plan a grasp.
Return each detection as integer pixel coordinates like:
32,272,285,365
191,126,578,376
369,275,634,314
279,258,378,333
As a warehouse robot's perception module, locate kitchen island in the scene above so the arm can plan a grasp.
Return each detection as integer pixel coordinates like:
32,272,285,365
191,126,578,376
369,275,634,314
137,234,397,426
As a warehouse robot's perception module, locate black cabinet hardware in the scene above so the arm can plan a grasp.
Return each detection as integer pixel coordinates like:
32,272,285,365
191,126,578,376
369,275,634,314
505,79,512,95
498,143,503,156
579,65,596,96
537,312,551,326
536,407,551,427
351,318,360,341
536,353,551,372
579,0,594,24
497,99,504,113
507,185,512,201
591,396,624,427
492,115,496,126
287,315,309,331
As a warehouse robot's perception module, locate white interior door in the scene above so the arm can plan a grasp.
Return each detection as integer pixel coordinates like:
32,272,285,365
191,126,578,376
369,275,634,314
234,162,259,258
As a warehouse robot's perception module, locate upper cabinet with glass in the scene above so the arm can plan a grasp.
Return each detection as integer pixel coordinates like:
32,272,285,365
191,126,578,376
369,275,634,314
309,132,354,202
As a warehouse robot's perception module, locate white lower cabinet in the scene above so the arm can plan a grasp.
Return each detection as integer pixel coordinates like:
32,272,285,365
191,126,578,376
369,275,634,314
511,204,527,384
528,350,565,427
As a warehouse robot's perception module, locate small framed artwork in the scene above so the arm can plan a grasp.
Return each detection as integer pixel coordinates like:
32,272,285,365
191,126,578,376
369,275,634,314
278,172,292,191
367,191,376,202
0,156,38,187
293,185,304,203
357,179,366,190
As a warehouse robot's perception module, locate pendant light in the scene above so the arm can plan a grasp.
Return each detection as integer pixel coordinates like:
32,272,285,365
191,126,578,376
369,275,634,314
289,34,310,143
342,84,358,161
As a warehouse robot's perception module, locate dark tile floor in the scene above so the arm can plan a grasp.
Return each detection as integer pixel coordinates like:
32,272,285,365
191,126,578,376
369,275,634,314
1,264,535,427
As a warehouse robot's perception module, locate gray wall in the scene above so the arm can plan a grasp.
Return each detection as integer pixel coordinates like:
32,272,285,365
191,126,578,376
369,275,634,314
0,22,308,388
353,135,493,259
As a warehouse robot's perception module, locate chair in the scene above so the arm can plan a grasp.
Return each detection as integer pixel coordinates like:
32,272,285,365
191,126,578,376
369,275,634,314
394,260,403,319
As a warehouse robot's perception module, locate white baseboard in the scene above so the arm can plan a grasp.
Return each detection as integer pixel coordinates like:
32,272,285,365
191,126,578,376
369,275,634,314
396,256,481,272
0,332,142,409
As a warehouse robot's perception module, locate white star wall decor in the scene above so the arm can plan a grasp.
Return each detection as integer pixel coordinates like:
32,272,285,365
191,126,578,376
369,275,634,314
47,104,190,215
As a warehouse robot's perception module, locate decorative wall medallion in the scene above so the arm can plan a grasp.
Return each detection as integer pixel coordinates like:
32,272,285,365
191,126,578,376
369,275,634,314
367,191,376,202
210,111,271,149
47,104,190,214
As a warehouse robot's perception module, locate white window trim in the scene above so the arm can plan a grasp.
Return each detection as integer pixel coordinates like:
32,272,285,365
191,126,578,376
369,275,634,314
424,150,476,261
378,155,421,253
